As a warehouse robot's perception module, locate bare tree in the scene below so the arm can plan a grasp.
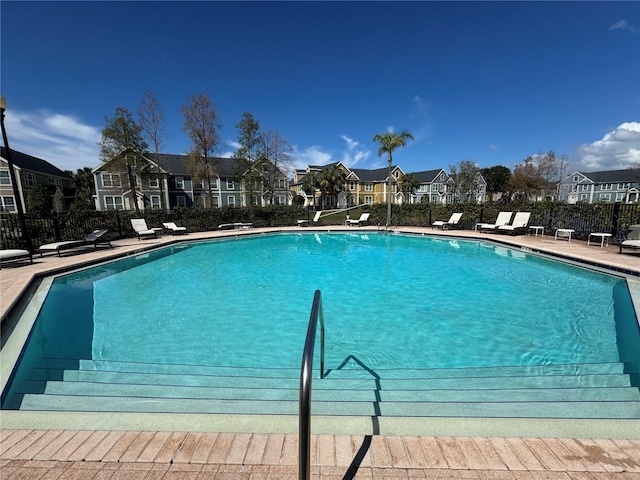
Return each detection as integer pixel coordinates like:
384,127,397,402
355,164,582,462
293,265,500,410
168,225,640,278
181,94,221,208
259,129,293,204
449,159,480,202
138,90,167,208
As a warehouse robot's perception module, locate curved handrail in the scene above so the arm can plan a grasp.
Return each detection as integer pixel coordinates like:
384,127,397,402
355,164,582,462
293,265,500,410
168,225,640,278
299,289,325,480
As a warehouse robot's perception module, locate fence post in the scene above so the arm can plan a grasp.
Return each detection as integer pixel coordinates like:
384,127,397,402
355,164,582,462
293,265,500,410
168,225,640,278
115,210,122,238
611,202,621,239
53,212,62,242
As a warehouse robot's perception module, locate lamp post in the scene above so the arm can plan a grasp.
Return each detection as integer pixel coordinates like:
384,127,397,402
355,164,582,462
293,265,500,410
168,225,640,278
0,96,32,252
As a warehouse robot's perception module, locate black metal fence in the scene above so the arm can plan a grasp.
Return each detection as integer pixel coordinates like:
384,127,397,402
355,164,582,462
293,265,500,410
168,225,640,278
1,202,639,251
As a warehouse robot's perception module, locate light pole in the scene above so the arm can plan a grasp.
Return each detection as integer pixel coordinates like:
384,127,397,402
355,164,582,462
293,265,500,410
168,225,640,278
0,96,32,252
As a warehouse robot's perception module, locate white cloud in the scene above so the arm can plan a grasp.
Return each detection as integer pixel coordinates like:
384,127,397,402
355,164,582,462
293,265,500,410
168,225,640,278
291,145,333,170
610,19,638,33
3,108,101,172
571,122,640,171
339,134,370,168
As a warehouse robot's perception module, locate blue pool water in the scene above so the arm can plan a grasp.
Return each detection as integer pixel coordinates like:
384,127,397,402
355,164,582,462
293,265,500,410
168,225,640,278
7,232,639,384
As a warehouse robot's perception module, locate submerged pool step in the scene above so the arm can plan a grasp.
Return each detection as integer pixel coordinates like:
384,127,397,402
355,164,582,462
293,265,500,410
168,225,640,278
40,380,640,403
11,357,640,419
18,393,640,419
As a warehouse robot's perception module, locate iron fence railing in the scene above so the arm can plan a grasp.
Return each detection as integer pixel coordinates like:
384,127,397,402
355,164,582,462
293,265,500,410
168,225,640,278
1,202,639,251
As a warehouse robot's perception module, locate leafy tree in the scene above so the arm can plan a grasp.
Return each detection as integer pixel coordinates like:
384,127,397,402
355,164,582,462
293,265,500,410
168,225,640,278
317,164,346,208
481,165,511,196
181,93,220,208
507,156,544,200
233,112,262,206
399,173,420,203
448,159,480,202
258,129,293,204
372,130,414,226
99,107,148,213
138,89,167,208
26,184,53,216
67,167,95,211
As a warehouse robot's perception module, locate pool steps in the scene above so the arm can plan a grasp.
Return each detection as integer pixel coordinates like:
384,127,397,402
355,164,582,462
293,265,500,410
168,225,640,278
5,357,640,419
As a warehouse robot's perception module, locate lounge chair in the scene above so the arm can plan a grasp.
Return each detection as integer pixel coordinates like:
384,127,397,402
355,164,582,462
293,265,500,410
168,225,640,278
39,230,112,257
0,249,33,267
619,224,640,254
298,211,322,227
162,222,187,235
498,212,531,235
432,212,462,230
218,223,253,230
131,219,158,240
476,212,512,233
346,212,370,227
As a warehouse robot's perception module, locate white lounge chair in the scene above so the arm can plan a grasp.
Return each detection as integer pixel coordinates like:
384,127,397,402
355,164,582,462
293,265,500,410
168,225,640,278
131,219,158,240
0,249,32,267
498,212,531,235
346,212,370,227
298,211,322,227
432,212,462,230
619,224,640,254
476,212,512,233
39,229,112,257
162,222,187,235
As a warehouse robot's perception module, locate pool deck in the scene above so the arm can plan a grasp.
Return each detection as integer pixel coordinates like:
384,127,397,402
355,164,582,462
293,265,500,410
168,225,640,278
2,226,640,479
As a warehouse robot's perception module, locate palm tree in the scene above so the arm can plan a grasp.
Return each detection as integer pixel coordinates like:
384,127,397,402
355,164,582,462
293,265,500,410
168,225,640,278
372,130,414,226
400,173,420,204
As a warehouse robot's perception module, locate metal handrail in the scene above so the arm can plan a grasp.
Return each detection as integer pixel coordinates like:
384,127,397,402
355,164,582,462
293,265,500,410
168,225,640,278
299,289,325,480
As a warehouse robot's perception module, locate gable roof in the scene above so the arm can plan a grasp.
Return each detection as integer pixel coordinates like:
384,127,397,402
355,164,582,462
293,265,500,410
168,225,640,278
578,168,640,184
0,147,73,179
409,169,446,183
350,167,390,182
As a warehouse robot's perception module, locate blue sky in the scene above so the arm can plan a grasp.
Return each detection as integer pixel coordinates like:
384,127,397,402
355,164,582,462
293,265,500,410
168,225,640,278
1,1,639,176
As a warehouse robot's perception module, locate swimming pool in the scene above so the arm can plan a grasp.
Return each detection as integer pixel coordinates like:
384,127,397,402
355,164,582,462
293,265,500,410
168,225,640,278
2,232,639,423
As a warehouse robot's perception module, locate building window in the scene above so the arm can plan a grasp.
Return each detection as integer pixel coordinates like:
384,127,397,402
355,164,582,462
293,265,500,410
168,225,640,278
349,181,355,190
0,171,10,185
149,177,159,188
580,194,588,201
24,172,36,187
104,196,124,210
278,178,286,189
615,193,625,202
176,195,187,207
433,183,440,192
581,185,589,191
175,177,184,189
419,184,429,192
48,177,63,188
365,183,373,191
598,193,611,201
251,195,259,206
601,183,612,190
364,196,373,204
150,195,161,208
212,196,219,208
573,176,579,182
227,196,236,206
274,196,286,205
211,178,218,189
618,183,630,190
102,173,120,187
227,179,235,190
1,196,16,212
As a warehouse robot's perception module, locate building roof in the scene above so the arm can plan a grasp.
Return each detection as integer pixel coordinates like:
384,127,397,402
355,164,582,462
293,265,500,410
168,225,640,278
0,147,73,179
146,154,241,177
409,169,445,183
350,167,392,182
577,168,640,184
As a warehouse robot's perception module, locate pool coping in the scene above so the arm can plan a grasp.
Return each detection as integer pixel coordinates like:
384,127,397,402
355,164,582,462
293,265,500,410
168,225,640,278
1,226,639,439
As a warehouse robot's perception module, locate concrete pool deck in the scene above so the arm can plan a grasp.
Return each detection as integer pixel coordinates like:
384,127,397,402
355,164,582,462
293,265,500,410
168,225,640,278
1,226,640,478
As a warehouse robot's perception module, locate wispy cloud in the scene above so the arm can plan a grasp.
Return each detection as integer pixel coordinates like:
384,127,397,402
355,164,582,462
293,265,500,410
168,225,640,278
571,122,640,171
410,95,433,144
339,135,370,168
3,108,101,172
610,19,638,33
291,145,333,170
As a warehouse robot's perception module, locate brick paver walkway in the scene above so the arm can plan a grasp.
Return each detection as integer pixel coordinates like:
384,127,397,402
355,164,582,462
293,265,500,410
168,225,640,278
2,430,640,479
